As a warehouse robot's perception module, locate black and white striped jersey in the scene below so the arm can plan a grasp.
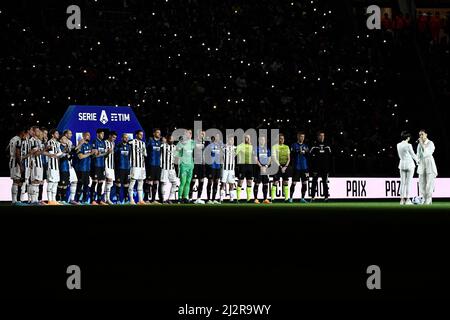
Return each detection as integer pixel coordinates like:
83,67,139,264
222,144,236,171
8,136,21,169
47,139,61,170
129,139,147,168
20,138,30,168
29,137,44,168
105,140,115,170
160,143,176,170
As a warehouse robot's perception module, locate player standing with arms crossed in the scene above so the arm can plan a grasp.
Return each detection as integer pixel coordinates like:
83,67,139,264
128,130,147,205
271,134,290,202
290,131,309,203
416,129,438,205
309,131,332,202
176,129,195,204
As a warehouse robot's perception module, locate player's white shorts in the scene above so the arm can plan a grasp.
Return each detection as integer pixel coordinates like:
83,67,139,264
221,169,235,184
69,167,78,183
105,168,115,181
130,167,146,180
31,166,44,182
24,167,31,181
10,165,21,180
47,169,60,183
160,169,177,183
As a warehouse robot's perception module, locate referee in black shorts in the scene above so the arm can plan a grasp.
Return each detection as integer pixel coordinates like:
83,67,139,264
236,135,254,203
309,131,332,202
253,136,271,204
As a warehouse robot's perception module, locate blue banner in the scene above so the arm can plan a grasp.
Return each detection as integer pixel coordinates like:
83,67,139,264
57,105,145,144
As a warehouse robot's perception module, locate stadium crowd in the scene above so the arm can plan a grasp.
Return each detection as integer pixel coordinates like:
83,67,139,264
1,0,449,177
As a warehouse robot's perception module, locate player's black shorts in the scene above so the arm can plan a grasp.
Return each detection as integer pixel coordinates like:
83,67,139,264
193,164,206,179
254,165,269,184
116,169,130,185
59,171,70,187
147,165,161,180
20,168,27,183
237,164,253,180
272,166,290,181
77,171,90,185
90,167,106,180
292,169,309,182
207,167,221,180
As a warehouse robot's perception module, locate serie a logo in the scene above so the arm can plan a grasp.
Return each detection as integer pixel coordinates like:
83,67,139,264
100,110,109,125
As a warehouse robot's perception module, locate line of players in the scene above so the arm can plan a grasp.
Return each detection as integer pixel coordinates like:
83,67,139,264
8,126,332,205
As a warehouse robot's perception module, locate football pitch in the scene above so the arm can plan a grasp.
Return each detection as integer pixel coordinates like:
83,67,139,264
2,199,450,301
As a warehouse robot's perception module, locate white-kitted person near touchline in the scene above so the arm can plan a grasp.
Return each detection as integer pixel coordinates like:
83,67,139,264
397,131,419,205
416,129,438,205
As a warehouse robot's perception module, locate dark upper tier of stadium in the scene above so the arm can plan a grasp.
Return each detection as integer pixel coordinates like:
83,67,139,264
1,0,449,176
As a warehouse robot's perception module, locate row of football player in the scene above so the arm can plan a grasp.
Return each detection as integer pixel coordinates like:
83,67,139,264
8,126,333,205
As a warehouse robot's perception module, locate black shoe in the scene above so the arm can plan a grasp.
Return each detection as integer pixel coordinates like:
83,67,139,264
324,197,329,202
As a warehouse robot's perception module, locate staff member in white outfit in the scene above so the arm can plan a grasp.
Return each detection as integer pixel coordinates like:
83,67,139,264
397,131,418,205
416,129,438,205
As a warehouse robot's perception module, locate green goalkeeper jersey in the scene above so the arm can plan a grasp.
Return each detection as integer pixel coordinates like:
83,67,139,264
176,139,195,166
236,143,253,164
272,144,290,166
